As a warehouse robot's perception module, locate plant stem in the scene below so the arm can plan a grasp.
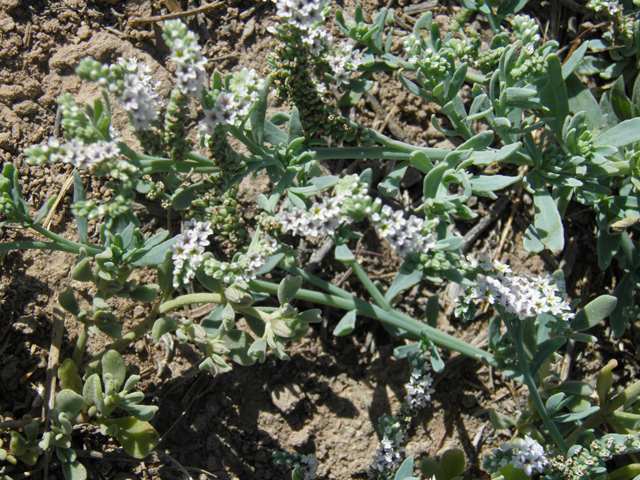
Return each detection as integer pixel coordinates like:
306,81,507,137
249,279,496,365
502,314,569,455
28,224,103,255
159,293,223,314
0,240,90,254
609,378,640,413
284,265,352,299
73,325,89,368
139,160,221,175
347,259,391,311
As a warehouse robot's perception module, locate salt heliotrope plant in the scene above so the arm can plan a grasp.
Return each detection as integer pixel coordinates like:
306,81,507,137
3,0,640,478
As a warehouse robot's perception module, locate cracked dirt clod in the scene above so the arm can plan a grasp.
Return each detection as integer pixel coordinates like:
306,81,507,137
270,383,304,414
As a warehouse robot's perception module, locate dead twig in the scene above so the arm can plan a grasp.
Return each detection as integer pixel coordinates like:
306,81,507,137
305,239,335,275
129,1,224,25
493,178,525,261
460,196,510,254
43,167,75,231
366,93,410,143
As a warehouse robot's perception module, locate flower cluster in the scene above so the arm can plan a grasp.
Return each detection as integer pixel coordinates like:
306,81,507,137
117,58,162,130
199,68,265,137
203,236,279,285
403,353,435,413
279,174,376,237
272,0,329,30
279,174,438,259
456,254,574,322
163,19,207,97
370,416,406,477
326,40,363,86
280,194,349,237
588,0,622,14
170,219,214,288
117,57,158,88
302,27,332,56
483,436,548,476
25,137,120,171
372,205,437,258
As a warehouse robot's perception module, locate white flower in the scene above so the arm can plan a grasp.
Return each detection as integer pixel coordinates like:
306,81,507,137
509,436,548,476
171,220,213,288
119,74,160,130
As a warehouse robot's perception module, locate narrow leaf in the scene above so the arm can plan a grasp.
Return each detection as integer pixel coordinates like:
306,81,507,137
73,170,88,244
529,336,567,376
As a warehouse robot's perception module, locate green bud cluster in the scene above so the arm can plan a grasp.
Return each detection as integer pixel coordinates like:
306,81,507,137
448,7,475,32
58,94,100,143
256,212,283,235
476,46,507,74
76,58,113,89
268,25,370,143
617,16,637,41
93,158,139,182
137,175,168,202
72,182,134,231
203,255,255,285
164,88,192,161
188,184,246,247
161,19,189,50
447,34,482,65
201,122,246,187
0,179,18,221
546,435,640,480
509,46,548,81
419,249,458,273
340,185,380,222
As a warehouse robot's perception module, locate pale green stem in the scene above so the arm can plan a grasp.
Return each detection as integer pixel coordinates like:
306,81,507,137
284,265,352,300
159,293,223,314
73,325,89,368
347,259,391,311
250,279,496,365
139,160,221,175
0,241,89,255
184,152,214,165
30,223,95,251
609,378,640,413
502,314,569,455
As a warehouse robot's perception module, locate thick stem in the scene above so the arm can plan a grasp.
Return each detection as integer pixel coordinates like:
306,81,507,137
29,223,102,255
313,145,449,162
348,260,391,311
139,160,221,175
609,378,640,413
0,241,90,255
249,279,496,365
502,314,569,455
159,293,223,314
284,265,352,300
